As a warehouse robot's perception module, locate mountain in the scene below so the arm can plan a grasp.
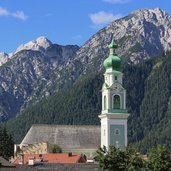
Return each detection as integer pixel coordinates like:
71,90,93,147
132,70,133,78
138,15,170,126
1,8,171,122
0,52,9,65
1,8,171,151
0,42,79,121
73,8,171,72
5,73,102,143
5,52,171,154
0,37,53,66
50,8,171,101
15,36,52,54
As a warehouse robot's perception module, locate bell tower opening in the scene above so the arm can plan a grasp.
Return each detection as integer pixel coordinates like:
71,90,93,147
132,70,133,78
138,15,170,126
113,95,120,109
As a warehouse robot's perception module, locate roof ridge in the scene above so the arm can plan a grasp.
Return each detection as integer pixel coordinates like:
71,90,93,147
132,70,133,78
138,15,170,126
32,124,100,128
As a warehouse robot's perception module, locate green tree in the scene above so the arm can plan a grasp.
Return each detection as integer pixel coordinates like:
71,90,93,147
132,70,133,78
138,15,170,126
97,145,171,171
126,146,147,171
98,145,128,171
0,126,14,159
97,146,148,171
52,144,62,153
147,145,171,171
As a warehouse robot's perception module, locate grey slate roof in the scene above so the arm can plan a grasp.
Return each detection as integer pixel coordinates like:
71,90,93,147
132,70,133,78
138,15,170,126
21,124,101,149
0,156,15,167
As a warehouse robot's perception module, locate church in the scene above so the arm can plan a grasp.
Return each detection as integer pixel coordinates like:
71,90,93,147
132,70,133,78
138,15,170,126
14,36,129,158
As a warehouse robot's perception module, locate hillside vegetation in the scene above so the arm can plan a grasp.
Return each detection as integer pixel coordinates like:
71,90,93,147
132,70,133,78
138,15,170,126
4,53,171,152
1,8,171,122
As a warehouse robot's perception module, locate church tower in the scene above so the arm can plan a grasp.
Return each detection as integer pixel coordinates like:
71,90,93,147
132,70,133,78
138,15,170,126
99,37,129,149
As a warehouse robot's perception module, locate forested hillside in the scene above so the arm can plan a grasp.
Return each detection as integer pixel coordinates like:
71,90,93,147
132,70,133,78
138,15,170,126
5,73,103,143
135,53,171,152
4,52,171,152
1,8,171,122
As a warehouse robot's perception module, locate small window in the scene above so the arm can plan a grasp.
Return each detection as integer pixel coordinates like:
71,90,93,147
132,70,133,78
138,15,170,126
114,129,120,135
115,76,117,80
104,96,106,110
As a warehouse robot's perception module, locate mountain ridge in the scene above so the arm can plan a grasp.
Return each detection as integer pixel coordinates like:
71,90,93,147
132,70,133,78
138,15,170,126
1,8,171,121
16,36,52,54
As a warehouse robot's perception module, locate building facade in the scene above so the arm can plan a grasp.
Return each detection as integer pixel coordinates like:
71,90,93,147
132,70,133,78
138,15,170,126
18,124,100,157
99,38,129,149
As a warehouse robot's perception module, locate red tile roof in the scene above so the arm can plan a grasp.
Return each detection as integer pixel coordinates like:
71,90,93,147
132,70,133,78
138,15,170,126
13,153,85,164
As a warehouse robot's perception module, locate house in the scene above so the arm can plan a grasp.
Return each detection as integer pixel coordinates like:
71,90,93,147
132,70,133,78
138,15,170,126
13,153,86,165
14,142,50,156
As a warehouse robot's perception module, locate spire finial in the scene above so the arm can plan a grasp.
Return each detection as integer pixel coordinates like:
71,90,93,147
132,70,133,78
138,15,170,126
111,32,114,40
109,33,118,54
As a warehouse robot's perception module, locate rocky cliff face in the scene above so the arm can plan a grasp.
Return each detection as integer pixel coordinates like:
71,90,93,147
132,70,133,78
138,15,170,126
0,52,9,65
16,36,53,53
74,8,171,68
56,8,171,96
0,42,79,121
0,8,171,121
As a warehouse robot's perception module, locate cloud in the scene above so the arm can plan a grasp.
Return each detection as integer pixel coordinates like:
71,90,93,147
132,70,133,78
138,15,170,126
89,11,122,25
0,7,9,16
0,7,28,21
12,11,28,21
103,0,130,4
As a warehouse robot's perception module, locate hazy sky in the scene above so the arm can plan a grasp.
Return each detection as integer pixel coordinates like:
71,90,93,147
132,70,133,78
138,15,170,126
0,0,170,53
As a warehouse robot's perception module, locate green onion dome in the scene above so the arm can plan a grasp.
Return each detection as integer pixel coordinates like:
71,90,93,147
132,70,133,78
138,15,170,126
103,39,121,72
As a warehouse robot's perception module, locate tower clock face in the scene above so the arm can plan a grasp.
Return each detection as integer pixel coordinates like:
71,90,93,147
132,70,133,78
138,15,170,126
112,83,124,92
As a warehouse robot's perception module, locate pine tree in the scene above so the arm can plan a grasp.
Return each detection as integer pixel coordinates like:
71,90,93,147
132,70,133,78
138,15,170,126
0,125,14,160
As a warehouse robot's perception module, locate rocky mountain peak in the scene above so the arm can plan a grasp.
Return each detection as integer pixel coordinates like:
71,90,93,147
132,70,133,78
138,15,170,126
75,8,171,66
0,52,8,57
130,8,170,25
35,36,52,48
0,52,9,65
15,36,52,53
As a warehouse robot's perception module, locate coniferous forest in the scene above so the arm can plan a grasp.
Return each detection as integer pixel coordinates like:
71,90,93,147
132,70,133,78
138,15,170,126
3,52,171,153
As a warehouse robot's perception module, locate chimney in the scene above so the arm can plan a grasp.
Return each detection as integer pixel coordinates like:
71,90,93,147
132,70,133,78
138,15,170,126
68,152,72,157
39,154,43,162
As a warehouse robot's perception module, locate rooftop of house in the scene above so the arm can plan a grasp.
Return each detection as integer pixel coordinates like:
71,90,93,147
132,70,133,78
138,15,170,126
0,156,16,168
13,153,85,164
21,124,101,149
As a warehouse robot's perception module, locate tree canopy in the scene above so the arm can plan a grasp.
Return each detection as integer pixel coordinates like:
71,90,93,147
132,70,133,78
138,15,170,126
0,125,14,160
96,145,171,171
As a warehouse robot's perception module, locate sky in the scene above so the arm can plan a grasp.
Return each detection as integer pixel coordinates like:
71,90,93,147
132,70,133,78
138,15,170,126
0,0,170,53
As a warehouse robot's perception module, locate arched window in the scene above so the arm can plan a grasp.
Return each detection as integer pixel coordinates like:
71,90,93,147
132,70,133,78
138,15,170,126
114,129,120,135
113,95,120,109
104,96,106,110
